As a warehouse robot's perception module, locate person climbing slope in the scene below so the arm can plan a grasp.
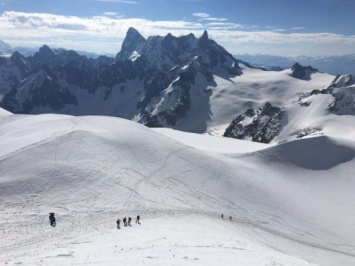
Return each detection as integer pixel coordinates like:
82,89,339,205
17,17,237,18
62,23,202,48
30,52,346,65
49,213,56,227
116,218,121,229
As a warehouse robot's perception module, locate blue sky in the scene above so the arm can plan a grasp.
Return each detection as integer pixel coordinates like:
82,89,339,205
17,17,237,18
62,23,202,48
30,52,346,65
0,0,354,56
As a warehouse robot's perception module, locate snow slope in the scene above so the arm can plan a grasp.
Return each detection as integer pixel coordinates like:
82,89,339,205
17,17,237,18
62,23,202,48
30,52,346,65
174,65,334,135
0,106,12,116
270,82,355,143
1,114,355,265
153,128,270,154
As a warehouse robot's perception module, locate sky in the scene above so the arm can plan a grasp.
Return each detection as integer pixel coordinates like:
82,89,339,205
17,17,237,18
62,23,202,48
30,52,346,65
0,0,355,56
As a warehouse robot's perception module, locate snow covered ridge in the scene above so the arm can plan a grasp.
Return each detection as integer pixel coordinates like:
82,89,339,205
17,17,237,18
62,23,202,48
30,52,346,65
1,114,355,265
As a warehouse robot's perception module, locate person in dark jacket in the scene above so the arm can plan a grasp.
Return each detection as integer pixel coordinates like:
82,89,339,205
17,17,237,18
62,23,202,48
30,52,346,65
123,217,127,227
128,217,132,226
116,219,121,229
49,213,56,227
136,215,140,224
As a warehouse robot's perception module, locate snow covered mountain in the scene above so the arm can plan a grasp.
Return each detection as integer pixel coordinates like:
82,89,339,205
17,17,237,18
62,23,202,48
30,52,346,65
0,28,241,132
0,29,338,138
1,113,355,265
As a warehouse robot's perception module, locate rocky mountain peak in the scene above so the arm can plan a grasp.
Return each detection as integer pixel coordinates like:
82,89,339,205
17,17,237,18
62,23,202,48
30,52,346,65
38,45,56,57
116,27,146,61
197,30,210,50
10,51,31,73
291,62,318,80
127,27,145,40
31,45,57,67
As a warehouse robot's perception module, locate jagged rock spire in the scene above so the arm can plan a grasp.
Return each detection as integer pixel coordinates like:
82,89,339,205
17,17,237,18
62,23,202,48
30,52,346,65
125,27,145,43
197,30,210,50
116,27,146,60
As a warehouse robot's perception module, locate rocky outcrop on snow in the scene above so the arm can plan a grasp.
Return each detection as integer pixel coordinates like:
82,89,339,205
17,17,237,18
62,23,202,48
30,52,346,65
290,62,318,80
328,74,354,88
327,74,355,114
224,102,285,143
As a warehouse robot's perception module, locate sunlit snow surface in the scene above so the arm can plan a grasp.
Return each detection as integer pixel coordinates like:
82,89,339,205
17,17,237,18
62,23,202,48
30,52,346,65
1,113,355,265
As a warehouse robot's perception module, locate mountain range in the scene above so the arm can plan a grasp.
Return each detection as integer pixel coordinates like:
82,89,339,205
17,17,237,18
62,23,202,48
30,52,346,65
235,54,355,76
0,28,354,144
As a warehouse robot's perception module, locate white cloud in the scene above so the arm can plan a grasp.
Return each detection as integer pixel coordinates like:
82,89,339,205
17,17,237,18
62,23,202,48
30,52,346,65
291,27,306,30
1,0,20,3
95,0,140,3
192,12,228,22
192,13,210,18
102,12,124,18
0,11,354,56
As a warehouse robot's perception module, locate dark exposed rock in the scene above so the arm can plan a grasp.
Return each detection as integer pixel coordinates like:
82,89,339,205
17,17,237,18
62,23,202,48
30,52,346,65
291,62,318,80
197,30,210,50
224,102,285,143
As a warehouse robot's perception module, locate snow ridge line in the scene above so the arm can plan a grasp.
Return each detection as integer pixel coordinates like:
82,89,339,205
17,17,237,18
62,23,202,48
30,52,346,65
0,132,72,164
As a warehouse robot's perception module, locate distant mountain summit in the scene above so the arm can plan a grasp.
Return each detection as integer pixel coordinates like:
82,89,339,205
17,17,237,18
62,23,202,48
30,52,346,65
235,54,355,76
290,62,318,80
0,40,12,55
116,27,146,61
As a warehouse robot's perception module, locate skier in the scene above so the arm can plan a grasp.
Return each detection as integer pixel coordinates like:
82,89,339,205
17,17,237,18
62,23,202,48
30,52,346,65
116,218,121,229
230,216,232,221
49,212,56,227
128,217,132,226
136,215,140,224
221,214,224,219
123,217,127,227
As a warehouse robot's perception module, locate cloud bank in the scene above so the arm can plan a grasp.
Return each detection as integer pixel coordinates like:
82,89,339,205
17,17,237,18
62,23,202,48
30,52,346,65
0,11,354,56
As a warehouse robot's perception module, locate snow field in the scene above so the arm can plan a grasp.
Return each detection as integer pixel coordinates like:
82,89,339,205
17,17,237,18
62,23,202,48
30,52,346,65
1,211,318,266
1,114,355,265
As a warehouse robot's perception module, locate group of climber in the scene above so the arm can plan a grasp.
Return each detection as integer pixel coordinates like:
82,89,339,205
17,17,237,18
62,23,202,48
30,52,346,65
221,214,232,221
116,215,140,229
49,212,232,228
48,213,141,229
